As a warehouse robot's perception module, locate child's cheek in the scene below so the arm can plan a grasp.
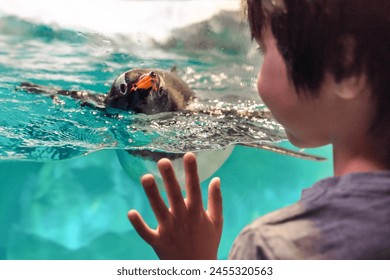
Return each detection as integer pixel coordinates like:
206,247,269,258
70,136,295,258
256,60,284,113
256,54,297,128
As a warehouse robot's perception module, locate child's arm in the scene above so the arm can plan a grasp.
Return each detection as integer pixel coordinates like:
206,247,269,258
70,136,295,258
127,152,223,259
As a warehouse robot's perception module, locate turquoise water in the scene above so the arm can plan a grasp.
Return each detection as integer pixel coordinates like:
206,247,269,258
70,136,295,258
0,145,332,260
0,2,333,259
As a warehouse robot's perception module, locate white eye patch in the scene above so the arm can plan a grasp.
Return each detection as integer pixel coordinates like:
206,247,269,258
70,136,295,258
159,76,166,89
115,73,127,95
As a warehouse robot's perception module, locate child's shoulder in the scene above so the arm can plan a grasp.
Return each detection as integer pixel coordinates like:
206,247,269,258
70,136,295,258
229,201,325,259
229,171,390,259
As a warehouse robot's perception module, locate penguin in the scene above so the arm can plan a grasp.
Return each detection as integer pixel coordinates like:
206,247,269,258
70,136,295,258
20,68,194,115
105,68,194,114
19,68,326,161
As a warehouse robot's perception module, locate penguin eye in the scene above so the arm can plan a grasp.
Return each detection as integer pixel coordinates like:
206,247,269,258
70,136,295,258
119,83,127,95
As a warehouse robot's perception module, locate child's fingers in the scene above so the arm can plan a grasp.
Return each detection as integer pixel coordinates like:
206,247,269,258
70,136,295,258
207,177,223,229
183,152,203,211
141,174,171,223
127,209,157,246
158,158,186,216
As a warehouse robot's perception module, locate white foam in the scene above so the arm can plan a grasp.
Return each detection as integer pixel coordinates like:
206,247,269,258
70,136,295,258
0,0,239,40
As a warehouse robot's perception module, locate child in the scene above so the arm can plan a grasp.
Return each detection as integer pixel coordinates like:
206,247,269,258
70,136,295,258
127,0,390,259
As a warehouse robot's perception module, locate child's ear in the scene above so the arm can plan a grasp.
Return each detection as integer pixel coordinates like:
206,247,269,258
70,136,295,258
333,35,369,100
334,74,368,100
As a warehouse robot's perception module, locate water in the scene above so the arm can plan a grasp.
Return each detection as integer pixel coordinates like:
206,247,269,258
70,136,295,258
0,0,333,259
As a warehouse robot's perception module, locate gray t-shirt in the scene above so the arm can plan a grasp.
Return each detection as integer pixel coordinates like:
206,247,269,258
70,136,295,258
229,171,390,259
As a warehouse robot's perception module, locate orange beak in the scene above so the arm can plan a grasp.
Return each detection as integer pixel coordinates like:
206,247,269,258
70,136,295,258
130,72,159,93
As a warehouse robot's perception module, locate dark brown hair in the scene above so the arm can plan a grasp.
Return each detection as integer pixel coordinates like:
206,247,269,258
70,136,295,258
245,0,390,154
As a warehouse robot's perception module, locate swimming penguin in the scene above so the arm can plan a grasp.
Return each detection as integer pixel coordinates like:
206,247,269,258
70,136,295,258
105,68,195,114
19,68,326,161
20,68,194,115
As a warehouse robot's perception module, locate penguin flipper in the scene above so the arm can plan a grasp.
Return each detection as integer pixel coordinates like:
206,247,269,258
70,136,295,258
127,144,325,161
184,106,325,160
238,142,327,161
19,82,106,108
80,100,106,110
19,82,59,96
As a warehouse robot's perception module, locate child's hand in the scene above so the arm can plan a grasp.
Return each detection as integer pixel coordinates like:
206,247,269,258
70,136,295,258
128,152,223,259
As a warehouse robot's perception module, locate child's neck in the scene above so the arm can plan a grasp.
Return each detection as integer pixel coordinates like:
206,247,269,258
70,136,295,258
332,141,388,176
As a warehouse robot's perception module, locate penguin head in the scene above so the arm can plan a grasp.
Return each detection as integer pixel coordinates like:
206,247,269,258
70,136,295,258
105,69,168,114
